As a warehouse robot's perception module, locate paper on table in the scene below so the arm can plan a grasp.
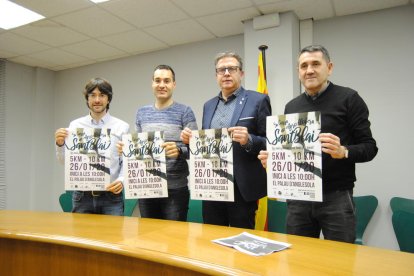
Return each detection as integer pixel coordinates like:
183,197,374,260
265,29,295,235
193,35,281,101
212,232,291,256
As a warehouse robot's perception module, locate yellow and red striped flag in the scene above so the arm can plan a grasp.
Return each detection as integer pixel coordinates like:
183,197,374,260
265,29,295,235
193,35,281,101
255,51,268,231
256,52,268,94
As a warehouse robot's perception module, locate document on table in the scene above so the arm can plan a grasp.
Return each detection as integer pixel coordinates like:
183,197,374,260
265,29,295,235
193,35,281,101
212,232,291,256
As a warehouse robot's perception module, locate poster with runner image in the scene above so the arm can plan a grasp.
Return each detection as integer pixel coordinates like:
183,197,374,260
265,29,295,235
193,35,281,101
64,128,111,191
266,112,322,201
122,131,168,199
189,128,234,202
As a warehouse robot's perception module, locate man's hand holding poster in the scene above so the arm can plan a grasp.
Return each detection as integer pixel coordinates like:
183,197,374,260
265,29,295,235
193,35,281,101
65,128,111,191
122,131,167,199
266,112,322,201
189,128,234,201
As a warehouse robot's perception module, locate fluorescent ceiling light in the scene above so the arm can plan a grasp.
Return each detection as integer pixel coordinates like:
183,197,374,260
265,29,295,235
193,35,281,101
0,0,45,30
89,0,111,3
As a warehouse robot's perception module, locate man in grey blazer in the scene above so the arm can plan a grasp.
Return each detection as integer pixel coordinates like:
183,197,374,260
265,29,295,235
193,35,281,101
181,52,271,229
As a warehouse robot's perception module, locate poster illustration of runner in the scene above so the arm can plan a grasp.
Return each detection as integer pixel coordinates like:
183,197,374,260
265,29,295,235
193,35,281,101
266,112,322,201
189,128,234,202
65,128,111,191
122,131,167,199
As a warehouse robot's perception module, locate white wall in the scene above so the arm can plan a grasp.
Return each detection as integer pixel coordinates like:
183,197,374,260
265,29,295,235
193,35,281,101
54,35,244,129
4,5,413,251
244,12,301,115
5,63,55,210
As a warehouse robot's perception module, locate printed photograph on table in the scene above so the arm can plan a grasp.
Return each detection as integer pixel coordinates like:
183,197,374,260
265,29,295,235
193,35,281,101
266,111,322,201
65,128,111,191
213,232,291,256
189,128,234,202
122,131,168,199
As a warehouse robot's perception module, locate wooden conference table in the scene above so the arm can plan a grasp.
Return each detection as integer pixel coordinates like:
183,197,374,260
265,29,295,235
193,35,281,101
0,210,413,276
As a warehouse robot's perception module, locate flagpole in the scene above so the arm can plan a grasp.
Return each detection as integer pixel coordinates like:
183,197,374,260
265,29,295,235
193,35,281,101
258,45,268,80
255,45,269,231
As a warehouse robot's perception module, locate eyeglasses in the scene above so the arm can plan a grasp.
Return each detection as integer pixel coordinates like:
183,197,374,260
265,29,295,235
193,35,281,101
215,66,240,75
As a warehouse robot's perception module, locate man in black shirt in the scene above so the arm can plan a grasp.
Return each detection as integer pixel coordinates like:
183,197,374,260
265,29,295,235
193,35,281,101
258,45,378,243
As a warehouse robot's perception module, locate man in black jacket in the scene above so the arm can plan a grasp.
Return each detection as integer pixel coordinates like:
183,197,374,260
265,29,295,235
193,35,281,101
259,45,378,243
182,52,271,229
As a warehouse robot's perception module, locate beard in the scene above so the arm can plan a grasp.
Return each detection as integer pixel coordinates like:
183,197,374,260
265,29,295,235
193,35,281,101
89,104,107,114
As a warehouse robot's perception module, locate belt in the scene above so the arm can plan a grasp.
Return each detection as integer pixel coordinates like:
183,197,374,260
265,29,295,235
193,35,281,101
323,189,352,195
85,191,106,197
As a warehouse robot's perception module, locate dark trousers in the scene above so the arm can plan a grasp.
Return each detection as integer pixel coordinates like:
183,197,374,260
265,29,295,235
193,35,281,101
286,189,356,243
138,187,189,221
202,183,258,229
72,191,124,216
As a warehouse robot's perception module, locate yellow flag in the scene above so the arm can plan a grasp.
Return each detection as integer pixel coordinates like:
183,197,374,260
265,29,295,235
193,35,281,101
255,51,268,231
256,52,268,94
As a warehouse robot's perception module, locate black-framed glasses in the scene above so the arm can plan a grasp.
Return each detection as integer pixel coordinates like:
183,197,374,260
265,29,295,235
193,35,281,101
215,66,240,75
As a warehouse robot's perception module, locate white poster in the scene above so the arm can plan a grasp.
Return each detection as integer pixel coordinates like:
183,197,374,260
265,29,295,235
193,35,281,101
122,131,168,199
266,112,322,202
189,128,234,202
65,128,111,191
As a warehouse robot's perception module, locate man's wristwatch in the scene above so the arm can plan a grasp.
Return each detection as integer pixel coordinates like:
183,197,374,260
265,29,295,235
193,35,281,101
343,146,349,159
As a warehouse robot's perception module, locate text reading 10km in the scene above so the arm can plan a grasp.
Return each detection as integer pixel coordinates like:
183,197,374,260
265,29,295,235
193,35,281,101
272,151,315,161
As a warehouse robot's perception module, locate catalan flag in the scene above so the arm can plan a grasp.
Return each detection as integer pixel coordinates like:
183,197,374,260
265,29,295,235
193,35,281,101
256,52,268,94
255,50,268,231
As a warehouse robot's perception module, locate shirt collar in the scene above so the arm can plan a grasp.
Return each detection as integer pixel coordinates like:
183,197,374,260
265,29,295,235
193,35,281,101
88,112,110,125
218,87,242,102
305,81,330,100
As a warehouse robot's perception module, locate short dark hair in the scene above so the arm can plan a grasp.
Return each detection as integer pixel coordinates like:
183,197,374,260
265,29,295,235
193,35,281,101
299,45,331,63
214,52,243,71
153,64,176,81
83,77,112,110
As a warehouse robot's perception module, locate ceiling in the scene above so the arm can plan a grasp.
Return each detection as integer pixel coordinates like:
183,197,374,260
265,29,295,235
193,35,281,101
0,0,412,71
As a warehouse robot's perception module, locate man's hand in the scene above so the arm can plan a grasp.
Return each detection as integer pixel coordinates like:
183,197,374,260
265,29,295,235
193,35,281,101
319,133,347,159
163,141,180,158
258,150,269,169
116,141,124,156
228,126,249,146
55,128,68,146
180,127,192,145
106,180,123,194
